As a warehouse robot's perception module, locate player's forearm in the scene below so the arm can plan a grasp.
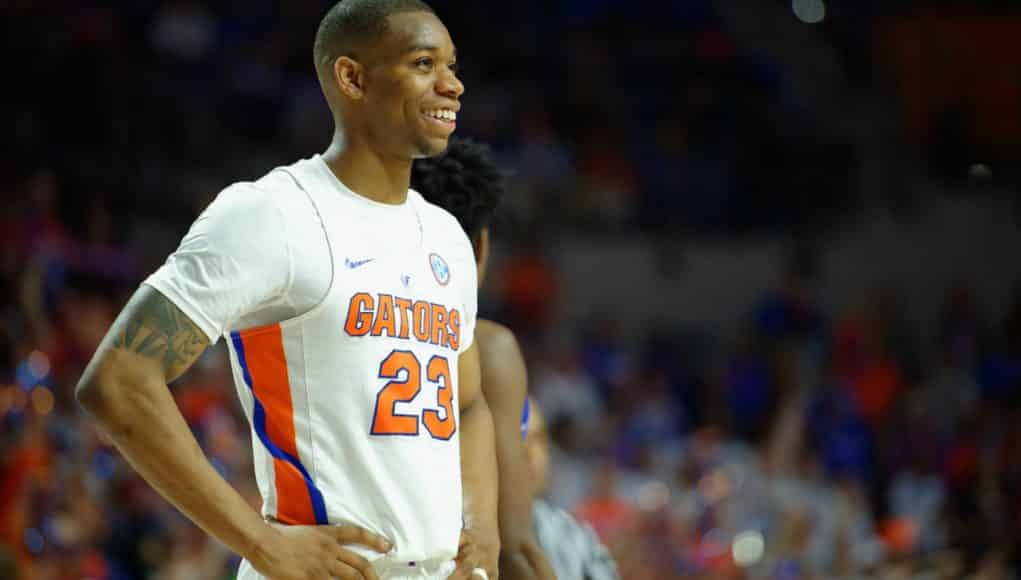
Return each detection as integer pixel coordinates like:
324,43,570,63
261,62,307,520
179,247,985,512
460,395,501,559
77,351,272,563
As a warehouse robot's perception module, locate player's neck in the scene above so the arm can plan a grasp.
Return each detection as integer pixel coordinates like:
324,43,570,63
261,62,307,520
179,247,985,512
322,141,411,206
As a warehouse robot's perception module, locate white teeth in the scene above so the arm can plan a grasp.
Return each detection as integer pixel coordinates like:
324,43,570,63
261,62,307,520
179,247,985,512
426,109,456,122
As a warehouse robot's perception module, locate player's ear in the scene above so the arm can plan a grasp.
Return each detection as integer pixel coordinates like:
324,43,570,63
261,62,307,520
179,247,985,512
335,56,365,100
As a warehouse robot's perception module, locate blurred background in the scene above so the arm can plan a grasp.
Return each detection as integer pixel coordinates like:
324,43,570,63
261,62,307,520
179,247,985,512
2,0,1020,578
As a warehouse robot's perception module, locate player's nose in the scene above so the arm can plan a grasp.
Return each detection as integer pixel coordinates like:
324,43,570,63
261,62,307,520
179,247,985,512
436,69,464,100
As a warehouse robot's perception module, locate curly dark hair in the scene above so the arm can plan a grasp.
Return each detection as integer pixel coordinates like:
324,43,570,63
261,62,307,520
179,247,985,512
412,137,505,244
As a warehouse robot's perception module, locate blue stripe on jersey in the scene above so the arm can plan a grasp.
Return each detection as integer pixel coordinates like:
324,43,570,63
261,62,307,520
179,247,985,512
230,331,329,525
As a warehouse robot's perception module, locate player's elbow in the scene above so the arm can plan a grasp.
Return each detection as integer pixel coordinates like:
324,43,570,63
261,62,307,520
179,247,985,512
76,356,114,415
74,375,101,413
76,372,123,431
76,350,157,428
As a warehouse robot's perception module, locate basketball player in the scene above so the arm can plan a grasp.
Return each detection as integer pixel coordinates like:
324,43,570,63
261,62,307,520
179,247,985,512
76,2,498,579
412,139,556,580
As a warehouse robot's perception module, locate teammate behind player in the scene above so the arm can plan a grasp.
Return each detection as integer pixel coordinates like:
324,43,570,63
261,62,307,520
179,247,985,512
76,1,498,579
412,138,556,580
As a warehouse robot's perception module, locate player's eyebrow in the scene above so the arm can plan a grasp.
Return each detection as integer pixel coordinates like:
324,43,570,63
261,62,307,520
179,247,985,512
406,44,438,54
405,45,457,59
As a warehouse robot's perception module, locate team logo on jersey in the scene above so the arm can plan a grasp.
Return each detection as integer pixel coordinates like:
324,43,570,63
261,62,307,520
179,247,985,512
429,253,450,286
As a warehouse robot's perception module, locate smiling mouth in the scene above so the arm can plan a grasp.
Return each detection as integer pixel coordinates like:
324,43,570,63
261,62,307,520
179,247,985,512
423,108,457,125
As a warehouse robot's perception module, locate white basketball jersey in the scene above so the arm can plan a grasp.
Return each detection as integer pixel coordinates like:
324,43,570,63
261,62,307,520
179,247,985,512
215,158,477,569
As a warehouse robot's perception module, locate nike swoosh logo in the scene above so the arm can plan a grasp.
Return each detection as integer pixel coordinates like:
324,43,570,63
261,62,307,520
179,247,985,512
344,257,375,269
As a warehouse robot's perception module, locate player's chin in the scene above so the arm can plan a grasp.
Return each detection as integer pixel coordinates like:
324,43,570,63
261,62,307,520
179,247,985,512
414,134,452,158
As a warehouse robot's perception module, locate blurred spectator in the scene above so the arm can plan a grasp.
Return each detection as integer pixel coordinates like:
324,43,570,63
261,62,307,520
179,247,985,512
752,270,824,343
532,344,604,446
722,331,774,443
496,242,559,340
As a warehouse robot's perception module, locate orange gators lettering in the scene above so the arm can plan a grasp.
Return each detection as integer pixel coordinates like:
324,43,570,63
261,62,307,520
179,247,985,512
412,301,431,342
430,303,448,346
445,309,461,350
346,292,460,352
394,297,413,339
371,294,397,337
344,293,374,336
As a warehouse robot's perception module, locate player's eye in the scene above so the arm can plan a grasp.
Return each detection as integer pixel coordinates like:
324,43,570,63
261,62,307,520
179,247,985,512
414,57,434,71
448,61,459,74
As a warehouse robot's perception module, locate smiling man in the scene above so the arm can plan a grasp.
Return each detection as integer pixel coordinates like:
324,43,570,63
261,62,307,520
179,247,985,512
75,2,498,580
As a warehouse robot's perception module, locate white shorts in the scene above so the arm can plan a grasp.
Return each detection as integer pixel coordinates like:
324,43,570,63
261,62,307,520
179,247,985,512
236,556,460,579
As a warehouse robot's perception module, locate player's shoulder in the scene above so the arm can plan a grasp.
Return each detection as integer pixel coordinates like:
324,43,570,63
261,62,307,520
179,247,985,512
476,319,526,370
210,159,317,221
476,319,527,402
476,319,519,353
235,158,314,204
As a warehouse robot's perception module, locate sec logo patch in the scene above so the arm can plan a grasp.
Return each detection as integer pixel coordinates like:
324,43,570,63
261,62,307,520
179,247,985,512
429,253,450,286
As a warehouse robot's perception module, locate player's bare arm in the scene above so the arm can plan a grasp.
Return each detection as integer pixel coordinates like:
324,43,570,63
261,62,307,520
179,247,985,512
453,341,501,580
476,320,557,580
77,286,391,580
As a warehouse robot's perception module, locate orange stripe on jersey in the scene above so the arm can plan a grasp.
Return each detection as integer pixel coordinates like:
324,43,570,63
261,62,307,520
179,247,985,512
238,326,319,525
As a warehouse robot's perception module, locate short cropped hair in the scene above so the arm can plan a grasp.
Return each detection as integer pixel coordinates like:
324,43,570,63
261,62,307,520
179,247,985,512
313,0,435,73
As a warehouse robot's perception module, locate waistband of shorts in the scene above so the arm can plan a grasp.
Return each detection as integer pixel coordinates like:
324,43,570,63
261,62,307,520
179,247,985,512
264,516,454,575
371,553,453,574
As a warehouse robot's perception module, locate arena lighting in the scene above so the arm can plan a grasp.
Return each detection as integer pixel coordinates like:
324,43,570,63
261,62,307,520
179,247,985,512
28,350,51,379
792,0,826,23
32,386,55,415
732,530,766,567
969,163,993,180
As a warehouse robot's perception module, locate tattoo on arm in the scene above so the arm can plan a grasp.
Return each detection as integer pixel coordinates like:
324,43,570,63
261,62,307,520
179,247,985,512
111,288,209,381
